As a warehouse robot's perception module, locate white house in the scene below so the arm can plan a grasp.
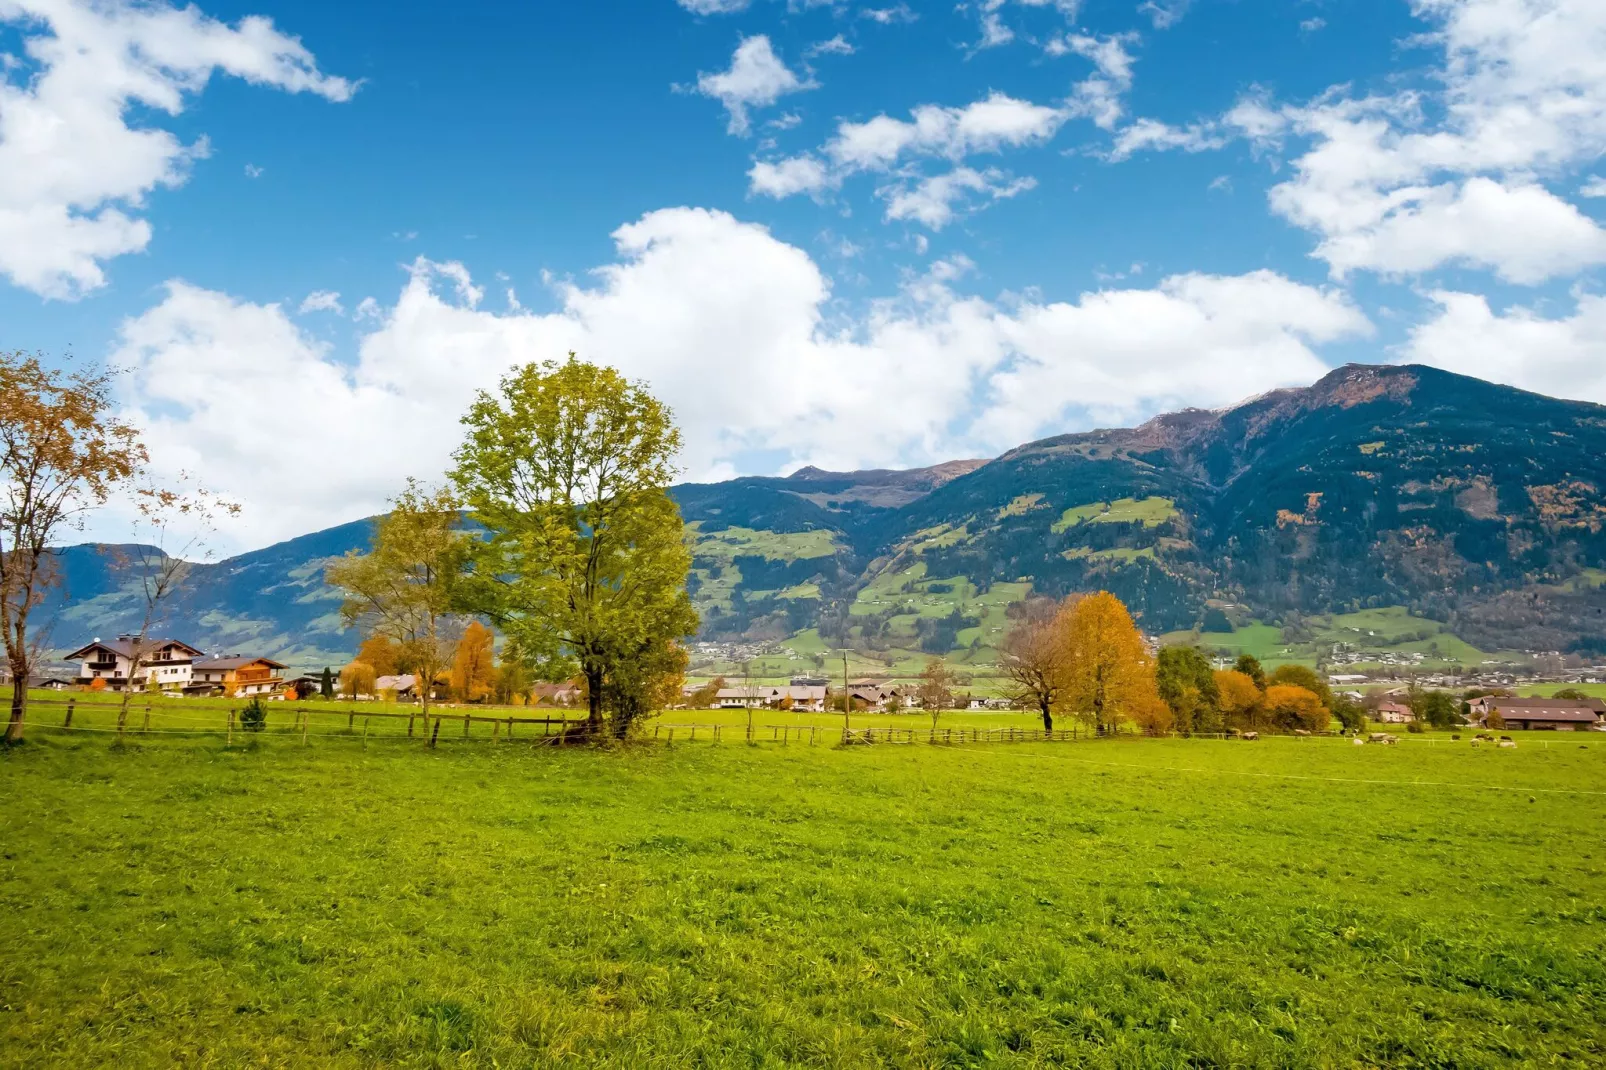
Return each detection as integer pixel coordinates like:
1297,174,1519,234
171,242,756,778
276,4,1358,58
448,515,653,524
64,636,205,691
188,656,288,697
715,685,827,711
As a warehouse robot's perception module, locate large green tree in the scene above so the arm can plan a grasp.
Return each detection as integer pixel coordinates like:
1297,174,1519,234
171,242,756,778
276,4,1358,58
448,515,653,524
1156,646,1220,735
451,356,697,737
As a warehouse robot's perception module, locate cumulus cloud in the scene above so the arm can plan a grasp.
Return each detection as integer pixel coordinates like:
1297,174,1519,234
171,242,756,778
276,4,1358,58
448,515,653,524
113,208,1370,548
695,35,810,135
0,0,353,299
1265,0,1606,283
1399,290,1606,403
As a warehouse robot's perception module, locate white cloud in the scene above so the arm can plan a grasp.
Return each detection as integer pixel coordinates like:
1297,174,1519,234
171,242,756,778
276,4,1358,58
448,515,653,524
1300,17,1326,33
860,3,916,22
1263,0,1606,282
881,168,1035,229
1109,117,1226,160
0,0,353,299
1298,176,1606,285
244,163,264,178
678,0,750,12
113,208,1370,548
1582,176,1606,198
749,155,835,197
695,35,810,135
298,290,343,315
1400,290,1606,403
753,91,1066,224
1059,34,1138,130
806,35,855,58
1139,0,1191,29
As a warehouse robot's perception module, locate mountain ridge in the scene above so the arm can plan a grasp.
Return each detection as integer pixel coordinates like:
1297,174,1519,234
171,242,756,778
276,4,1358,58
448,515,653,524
39,364,1606,671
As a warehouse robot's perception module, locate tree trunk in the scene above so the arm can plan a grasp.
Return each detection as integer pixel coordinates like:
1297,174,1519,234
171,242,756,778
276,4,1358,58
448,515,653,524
4,675,24,743
586,667,604,735
1040,700,1053,733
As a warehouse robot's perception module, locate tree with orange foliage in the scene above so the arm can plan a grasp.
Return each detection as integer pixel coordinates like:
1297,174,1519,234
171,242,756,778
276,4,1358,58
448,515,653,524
0,353,145,741
1264,684,1330,733
1060,591,1162,735
340,661,376,701
451,621,496,703
1213,669,1263,733
355,635,401,678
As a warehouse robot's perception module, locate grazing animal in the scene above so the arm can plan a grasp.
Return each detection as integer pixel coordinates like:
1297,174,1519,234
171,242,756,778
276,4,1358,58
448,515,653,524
1499,740,1518,749
1241,731,1259,741
1352,736,1366,747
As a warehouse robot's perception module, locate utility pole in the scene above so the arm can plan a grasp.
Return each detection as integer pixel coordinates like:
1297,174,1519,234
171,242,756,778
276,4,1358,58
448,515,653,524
841,649,850,741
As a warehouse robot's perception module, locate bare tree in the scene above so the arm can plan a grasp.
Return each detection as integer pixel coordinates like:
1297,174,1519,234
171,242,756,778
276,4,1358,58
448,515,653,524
918,656,956,730
1000,598,1068,732
113,475,239,737
0,353,144,743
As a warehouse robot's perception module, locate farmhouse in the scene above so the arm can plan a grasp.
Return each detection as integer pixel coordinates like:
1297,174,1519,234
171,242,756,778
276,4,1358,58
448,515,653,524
1374,701,1414,723
715,685,827,711
64,636,205,691
188,656,288,697
1469,696,1604,731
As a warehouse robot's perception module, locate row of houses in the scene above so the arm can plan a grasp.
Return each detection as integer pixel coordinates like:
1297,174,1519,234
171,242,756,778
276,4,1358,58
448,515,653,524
708,680,1014,712
65,636,290,698
1375,695,1605,731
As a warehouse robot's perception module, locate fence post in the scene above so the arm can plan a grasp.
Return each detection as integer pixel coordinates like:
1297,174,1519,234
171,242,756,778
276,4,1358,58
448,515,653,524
227,708,234,745
408,711,416,738
363,716,370,747
463,712,470,738
348,709,355,729
64,698,75,729
429,717,441,748
142,703,152,733
493,718,501,742
302,712,309,746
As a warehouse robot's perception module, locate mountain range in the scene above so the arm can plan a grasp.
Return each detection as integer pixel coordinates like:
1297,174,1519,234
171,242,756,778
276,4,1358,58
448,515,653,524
40,364,1606,675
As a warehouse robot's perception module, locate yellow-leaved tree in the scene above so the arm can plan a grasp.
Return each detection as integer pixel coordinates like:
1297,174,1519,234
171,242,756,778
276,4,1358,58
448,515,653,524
451,620,496,703
1060,591,1163,735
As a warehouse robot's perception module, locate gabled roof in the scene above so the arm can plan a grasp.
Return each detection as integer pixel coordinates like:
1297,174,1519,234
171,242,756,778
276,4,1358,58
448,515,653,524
1490,696,1606,713
64,637,204,661
193,655,287,671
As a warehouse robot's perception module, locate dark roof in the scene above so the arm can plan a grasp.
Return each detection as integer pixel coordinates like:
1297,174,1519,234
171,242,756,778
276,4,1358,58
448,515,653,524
193,656,288,671
63,637,204,661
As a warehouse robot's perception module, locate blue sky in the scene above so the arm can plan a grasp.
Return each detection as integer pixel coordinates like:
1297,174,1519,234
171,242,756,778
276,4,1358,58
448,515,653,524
2,0,1604,549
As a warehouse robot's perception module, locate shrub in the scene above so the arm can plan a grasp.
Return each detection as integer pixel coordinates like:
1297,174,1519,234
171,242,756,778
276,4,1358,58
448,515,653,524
239,697,267,733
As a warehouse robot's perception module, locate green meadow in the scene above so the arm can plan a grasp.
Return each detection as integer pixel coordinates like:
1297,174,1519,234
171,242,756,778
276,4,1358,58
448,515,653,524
2,720,1604,1068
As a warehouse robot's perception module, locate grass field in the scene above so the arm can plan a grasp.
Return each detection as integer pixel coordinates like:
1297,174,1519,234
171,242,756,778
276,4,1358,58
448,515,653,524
2,724,1603,1067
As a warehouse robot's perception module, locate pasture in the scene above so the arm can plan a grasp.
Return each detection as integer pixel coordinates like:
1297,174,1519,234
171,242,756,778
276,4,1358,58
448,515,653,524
1,722,1603,1067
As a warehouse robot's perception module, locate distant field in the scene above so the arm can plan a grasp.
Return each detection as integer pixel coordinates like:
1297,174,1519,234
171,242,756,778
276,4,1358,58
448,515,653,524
2,730,1601,1066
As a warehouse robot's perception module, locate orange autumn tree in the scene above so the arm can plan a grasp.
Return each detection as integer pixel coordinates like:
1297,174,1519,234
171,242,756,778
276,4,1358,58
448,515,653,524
355,635,401,678
1264,684,1330,733
1060,591,1163,736
451,621,495,703
1214,669,1263,733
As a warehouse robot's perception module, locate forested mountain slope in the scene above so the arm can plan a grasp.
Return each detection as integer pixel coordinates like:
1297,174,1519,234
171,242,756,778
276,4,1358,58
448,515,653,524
43,365,1606,671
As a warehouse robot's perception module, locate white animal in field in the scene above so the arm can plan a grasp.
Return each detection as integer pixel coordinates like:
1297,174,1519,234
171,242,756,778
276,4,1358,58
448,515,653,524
1352,737,1366,746
1498,740,1518,749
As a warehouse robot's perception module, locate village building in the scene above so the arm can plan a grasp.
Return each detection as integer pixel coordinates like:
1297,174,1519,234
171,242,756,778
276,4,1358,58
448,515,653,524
715,685,827,711
1374,701,1414,724
64,636,205,691
1467,696,1604,731
187,656,288,697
